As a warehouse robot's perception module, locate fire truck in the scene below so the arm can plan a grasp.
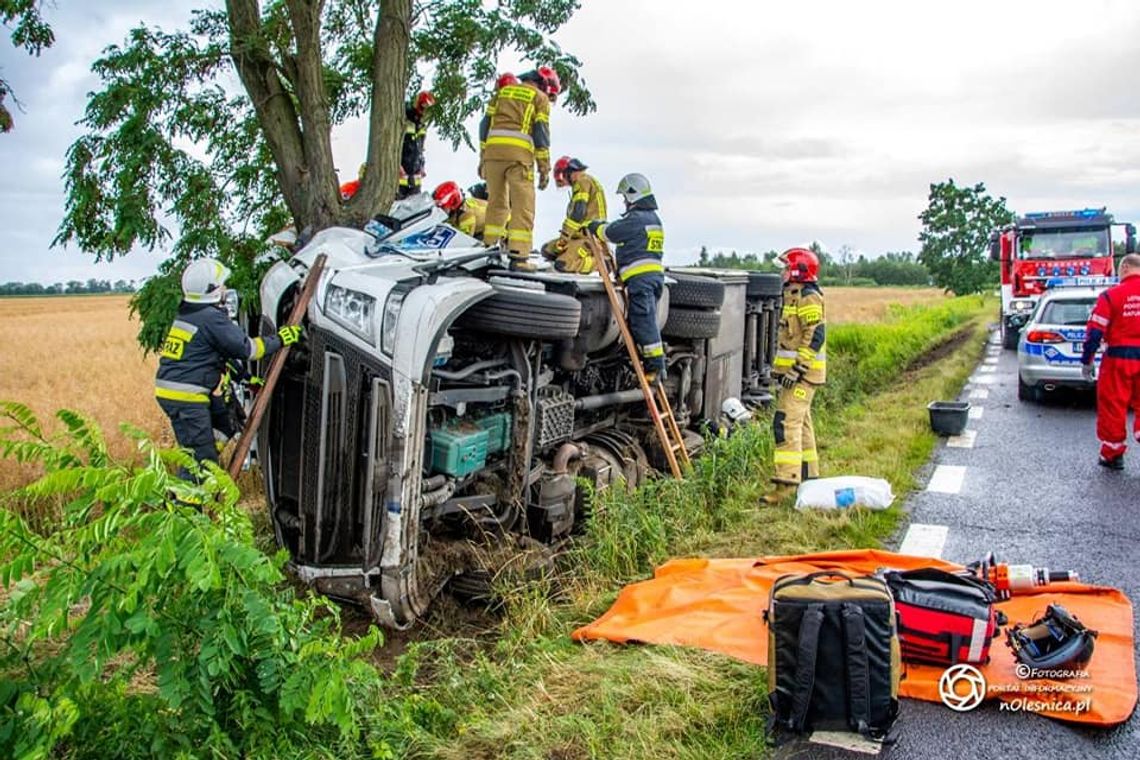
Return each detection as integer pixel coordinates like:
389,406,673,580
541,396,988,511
989,208,1135,349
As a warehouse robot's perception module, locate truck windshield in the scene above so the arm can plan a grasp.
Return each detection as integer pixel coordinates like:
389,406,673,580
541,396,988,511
1018,228,1110,259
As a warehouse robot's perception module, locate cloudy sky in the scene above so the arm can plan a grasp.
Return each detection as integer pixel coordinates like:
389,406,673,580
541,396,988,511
4,0,1140,283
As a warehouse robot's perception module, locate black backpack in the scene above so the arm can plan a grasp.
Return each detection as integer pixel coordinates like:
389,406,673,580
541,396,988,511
764,571,900,741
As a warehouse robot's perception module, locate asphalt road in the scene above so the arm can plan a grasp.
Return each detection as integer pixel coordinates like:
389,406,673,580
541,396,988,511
782,329,1140,760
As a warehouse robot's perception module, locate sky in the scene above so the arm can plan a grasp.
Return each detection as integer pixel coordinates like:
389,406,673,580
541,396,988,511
4,0,1140,283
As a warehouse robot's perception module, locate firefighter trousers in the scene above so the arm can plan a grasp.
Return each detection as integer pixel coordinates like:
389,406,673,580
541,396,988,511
773,380,819,485
626,274,665,373
483,159,535,256
158,398,222,480
1096,355,1140,460
540,236,594,273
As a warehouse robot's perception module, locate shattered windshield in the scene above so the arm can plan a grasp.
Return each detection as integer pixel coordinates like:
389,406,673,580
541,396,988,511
1018,228,1110,259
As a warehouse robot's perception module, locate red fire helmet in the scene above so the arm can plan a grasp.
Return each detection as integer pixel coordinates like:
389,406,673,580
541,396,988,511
432,181,464,213
779,247,820,283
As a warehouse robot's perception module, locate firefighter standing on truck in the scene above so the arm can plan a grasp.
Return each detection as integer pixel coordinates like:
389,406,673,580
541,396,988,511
587,173,667,383
399,90,435,198
479,66,560,271
432,180,488,238
155,258,301,475
765,247,826,504
1081,253,1140,469
541,156,607,274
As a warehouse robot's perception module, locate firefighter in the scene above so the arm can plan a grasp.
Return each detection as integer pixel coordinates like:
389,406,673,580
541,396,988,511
399,90,435,198
1081,253,1140,469
587,173,667,383
340,163,366,201
478,66,560,271
155,258,301,475
541,156,607,274
432,180,488,238
764,247,826,503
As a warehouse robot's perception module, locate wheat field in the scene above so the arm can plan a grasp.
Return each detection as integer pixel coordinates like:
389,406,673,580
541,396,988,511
827,286,946,323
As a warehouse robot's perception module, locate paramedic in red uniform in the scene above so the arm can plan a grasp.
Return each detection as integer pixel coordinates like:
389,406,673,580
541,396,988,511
1081,253,1140,469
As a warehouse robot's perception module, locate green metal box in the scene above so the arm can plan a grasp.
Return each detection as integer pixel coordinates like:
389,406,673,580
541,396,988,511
429,425,489,477
477,412,512,455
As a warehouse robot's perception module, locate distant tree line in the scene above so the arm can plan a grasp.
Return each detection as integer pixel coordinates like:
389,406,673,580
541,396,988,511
696,243,931,287
0,279,137,296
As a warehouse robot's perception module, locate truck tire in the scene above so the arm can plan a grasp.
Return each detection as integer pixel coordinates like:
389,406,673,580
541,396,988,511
662,307,721,339
666,273,725,309
1002,322,1020,350
747,272,783,298
458,288,582,339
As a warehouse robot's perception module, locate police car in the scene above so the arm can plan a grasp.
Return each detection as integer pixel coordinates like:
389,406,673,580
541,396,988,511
1016,278,1113,402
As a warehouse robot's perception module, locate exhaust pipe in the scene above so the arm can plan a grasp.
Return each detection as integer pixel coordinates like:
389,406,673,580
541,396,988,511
1044,384,1057,392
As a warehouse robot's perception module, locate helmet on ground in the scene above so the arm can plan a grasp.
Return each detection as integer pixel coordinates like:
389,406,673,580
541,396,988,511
413,90,436,116
553,156,588,186
779,247,820,284
522,66,561,101
616,173,654,206
182,258,231,304
496,72,519,89
432,181,465,213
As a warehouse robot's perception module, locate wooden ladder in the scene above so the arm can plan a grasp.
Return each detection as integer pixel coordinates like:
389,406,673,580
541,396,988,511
585,237,690,478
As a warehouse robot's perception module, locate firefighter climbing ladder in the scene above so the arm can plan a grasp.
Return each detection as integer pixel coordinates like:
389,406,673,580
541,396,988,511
585,237,690,478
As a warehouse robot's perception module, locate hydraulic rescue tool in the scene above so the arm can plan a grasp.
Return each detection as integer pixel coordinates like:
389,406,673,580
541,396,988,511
968,552,1079,600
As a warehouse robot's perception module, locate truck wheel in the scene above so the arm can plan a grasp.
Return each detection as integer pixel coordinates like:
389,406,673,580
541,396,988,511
667,273,725,309
662,307,721,339
457,288,582,339
1002,322,1019,350
747,272,783,298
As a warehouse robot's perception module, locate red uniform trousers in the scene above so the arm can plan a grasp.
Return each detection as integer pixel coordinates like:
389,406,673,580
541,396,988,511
1097,353,1140,459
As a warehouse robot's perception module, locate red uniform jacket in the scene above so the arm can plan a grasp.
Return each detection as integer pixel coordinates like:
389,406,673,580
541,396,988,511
1083,274,1140,363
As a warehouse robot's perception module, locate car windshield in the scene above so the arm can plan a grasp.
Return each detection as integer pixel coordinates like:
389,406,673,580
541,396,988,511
1018,228,1110,259
1039,298,1096,326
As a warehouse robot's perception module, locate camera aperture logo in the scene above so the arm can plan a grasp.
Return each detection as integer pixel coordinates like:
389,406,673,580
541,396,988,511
939,664,987,712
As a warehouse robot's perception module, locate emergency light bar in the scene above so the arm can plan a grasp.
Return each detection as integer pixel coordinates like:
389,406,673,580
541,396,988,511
1024,208,1105,220
1044,276,1117,289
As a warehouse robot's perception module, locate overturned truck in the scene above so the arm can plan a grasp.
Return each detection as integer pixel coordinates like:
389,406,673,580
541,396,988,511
256,197,782,626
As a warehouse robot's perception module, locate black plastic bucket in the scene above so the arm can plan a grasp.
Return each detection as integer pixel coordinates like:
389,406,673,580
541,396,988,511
927,401,970,436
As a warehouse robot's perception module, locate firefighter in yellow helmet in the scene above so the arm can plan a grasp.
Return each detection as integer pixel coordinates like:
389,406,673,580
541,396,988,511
478,66,561,271
541,156,607,274
764,247,826,504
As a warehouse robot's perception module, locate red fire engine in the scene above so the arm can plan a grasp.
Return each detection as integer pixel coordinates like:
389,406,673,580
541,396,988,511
990,208,1135,348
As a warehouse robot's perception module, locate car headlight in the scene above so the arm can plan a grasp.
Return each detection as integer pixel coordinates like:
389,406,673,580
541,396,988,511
1010,300,1034,312
325,284,377,344
381,289,407,355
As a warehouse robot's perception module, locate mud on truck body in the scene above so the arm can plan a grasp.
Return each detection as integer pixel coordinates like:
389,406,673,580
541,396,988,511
256,195,782,627
989,208,1135,350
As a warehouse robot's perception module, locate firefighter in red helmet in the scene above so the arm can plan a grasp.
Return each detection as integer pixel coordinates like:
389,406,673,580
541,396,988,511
399,90,435,198
540,156,607,273
1081,253,1140,469
432,180,488,239
764,246,827,503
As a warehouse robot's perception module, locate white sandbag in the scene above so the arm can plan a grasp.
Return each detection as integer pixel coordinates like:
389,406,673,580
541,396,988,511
795,476,894,511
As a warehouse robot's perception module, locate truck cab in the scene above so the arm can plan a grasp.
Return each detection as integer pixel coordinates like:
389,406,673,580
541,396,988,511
255,197,782,627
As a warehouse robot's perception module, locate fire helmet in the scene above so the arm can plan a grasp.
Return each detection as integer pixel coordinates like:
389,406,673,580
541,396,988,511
616,173,654,206
553,156,587,186
522,66,561,101
432,181,464,213
779,247,820,284
413,90,436,116
181,258,231,304
496,72,519,89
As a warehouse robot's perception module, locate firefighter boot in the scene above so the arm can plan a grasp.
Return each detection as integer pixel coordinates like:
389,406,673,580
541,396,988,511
508,252,537,272
762,484,796,505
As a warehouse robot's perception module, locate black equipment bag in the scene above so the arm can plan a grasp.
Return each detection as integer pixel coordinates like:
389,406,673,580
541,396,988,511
764,571,900,740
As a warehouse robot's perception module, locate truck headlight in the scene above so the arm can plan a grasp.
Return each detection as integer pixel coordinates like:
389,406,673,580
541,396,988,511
1010,300,1034,312
381,289,407,355
325,284,377,344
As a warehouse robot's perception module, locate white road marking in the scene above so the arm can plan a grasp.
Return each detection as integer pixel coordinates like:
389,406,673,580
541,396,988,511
809,731,883,755
898,523,950,558
983,357,999,365
927,465,966,494
968,406,984,420
969,388,990,399
978,365,997,374
971,374,997,385
947,429,977,448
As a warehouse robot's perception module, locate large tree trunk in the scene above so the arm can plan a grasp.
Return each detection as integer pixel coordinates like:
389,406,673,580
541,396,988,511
347,0,412,226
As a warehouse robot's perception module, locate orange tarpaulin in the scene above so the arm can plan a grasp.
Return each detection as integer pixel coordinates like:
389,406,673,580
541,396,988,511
572,550,1137,727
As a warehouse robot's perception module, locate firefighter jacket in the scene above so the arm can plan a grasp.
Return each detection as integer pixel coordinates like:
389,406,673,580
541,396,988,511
1083,273,1140,363
478,83,551,175
560,173,607,238
155,303,282,404
594,200,664,281
401,107,426,183
775,282,826,385
450,197,488,238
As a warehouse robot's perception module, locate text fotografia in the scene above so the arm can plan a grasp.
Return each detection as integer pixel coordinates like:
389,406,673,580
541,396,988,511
999,698,1093,715
1013,663,1091,680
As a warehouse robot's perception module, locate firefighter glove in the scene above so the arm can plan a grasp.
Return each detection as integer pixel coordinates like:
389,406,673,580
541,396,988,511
555,236,569,252
538,172,549,190
278,325,303,346
1081,362,1096,382
779,370,800,390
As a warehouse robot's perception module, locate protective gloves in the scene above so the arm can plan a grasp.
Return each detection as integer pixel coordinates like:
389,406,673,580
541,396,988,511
538,172,549,190
278,325,303,346
779,369,801,390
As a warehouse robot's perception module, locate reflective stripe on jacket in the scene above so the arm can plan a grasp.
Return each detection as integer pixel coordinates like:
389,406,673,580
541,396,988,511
776,282,827,384
561,173,607,237
155,303,282,403
478,84,552,174
597,205,665,281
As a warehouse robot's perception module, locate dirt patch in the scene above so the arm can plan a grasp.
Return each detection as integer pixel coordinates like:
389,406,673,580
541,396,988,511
903,326,977,376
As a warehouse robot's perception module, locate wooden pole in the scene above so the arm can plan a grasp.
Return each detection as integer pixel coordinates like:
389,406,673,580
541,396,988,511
227,253,327,480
